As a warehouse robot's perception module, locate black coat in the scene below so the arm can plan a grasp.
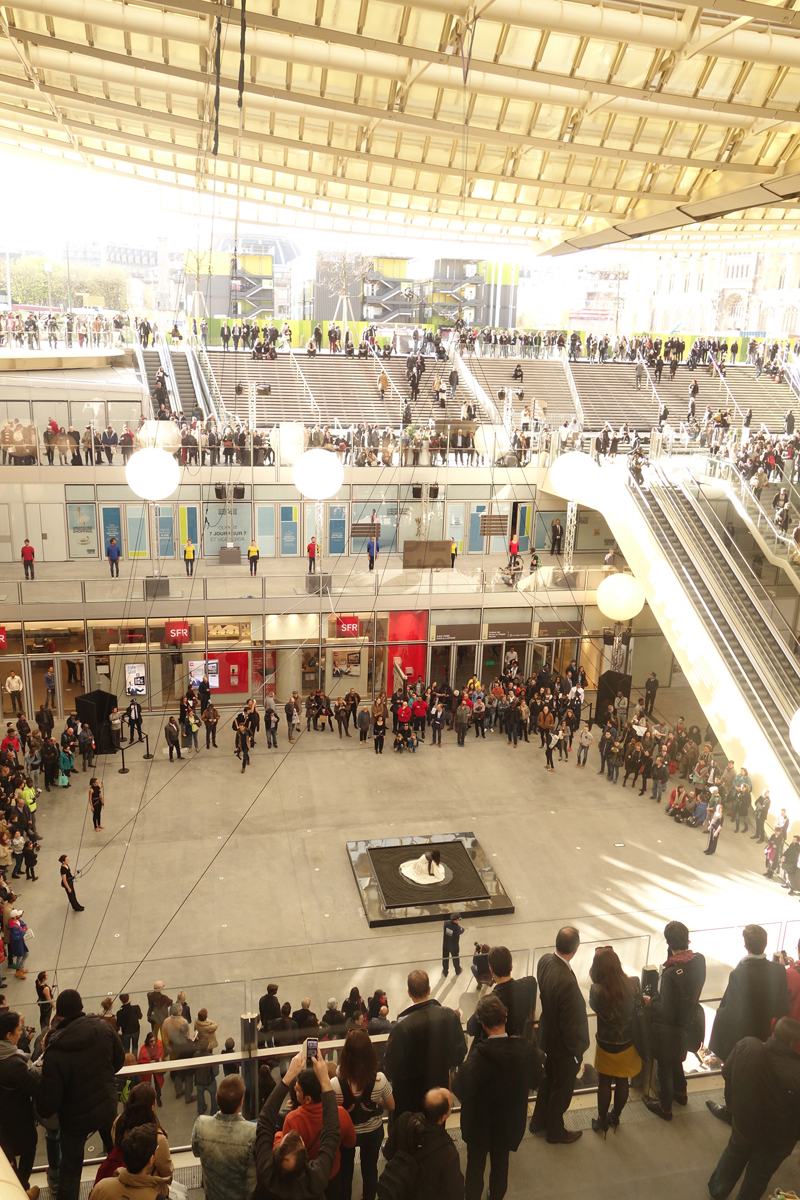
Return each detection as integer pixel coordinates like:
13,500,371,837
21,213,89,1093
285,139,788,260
453,1035,540,1151
37,1013,125,1135
466,976,537,1041
383,1111,464,1200
536,953,590,1062
0,1045,39,1150
384,999,467,1114
723,1035,800,1147
709,957,790,1060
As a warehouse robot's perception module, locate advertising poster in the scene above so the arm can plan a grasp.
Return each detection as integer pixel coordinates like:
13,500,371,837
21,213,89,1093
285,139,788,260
280,505,299,556
101,506,122,555
329,505,347,555
179,504,199,547
256,505,275,556
156,506,175,557
203,502,251,555
188,660,219,689
126,505,148,558
124,663,146,696
67,503,99,558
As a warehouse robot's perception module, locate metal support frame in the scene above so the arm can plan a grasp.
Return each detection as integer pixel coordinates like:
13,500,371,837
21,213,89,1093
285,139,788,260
610,621,625,672
564,499,578,571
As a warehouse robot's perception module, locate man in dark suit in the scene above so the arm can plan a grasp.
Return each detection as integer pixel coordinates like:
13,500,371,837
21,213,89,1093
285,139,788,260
126,700,144,743
550,519,563,557
707,924,790,1123
466,946,537,1042
528,926,589,1143
384,970,467,1121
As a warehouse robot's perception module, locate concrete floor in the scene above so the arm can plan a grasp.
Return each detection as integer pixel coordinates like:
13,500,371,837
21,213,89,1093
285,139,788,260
15,677,800,1193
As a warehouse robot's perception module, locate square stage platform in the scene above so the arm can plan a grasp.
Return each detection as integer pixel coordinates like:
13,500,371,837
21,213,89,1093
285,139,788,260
346,832,515,927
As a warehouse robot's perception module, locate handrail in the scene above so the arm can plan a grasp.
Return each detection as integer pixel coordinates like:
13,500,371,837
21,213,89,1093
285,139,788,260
778,346,800,403
367,342,407,423
666,464,800,671
694,455,800,562
288,349,321,422
558,346,585,427
708,355,745,423
192,338,233,425
453,349,502,425
153,330,181,417
635,350,664,423
183,340,215,422
648,467,800,728
628,469,800,765
133,338,154,419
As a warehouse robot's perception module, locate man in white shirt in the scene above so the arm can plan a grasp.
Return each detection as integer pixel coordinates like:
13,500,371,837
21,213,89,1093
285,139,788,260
4,671,23,714
576,724,593,768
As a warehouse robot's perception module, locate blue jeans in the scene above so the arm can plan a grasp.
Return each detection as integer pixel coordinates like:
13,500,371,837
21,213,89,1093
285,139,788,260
45,1127,62,1191
651,780,664,801
196,1083,219,1115
267,729,277,747
608,763,620,783
507,726,518,746
708,1124,794,1200
577,743,589,765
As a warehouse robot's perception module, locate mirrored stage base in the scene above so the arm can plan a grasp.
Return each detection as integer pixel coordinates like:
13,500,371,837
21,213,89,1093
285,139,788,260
346,832,515,928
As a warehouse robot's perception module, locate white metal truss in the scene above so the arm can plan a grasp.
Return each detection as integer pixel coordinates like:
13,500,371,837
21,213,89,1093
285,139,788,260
2,0,800,251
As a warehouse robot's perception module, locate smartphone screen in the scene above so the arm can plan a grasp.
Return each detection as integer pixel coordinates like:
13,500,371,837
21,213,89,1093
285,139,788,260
306,1037,318,1065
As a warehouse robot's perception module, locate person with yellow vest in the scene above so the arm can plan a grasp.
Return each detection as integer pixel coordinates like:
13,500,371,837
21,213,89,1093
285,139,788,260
247,540,259,576
183,539,195,576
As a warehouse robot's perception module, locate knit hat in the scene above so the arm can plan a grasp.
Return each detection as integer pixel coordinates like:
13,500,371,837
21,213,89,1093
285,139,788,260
56,989,83,1019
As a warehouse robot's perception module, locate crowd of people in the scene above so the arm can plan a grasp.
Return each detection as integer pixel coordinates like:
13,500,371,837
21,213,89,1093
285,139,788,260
3,919,800,1200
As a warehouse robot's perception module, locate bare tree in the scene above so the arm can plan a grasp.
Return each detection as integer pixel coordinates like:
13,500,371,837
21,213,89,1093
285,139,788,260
316,250,374,346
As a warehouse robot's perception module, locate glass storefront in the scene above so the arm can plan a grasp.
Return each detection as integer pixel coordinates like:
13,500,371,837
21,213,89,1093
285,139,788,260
0,607,672,712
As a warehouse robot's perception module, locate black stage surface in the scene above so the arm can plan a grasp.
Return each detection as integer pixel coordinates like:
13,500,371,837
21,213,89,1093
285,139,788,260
347,832,515,927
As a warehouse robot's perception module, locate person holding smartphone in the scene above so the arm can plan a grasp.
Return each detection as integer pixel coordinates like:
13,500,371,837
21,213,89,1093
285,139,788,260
256,1046,355,1197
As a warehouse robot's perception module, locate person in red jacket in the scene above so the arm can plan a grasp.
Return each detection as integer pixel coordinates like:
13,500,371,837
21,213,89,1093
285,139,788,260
307,537,317,574
274,1067,355,1183
20,539,35,581
412,696,428,741
397,700,412,727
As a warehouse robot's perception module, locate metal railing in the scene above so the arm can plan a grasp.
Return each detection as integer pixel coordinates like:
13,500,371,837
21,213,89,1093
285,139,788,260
694,454,800,563
558,346,586,427
634,350,665,424
153,330,181,417
708,355,745,423
191,336,234,425
287,349,322,422
453,349,503,425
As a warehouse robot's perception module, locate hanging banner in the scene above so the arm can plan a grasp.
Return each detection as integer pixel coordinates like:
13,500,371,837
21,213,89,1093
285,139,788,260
203,502,251,555
0,627,6,651
66,503,99,558
336,616,360,638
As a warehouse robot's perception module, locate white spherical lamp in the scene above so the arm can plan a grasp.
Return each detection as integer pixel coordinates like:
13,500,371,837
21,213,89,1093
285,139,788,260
292,447,344,500
125,447,180,501
597,573,645,623
790,709,800,755
134,419,182,454
548,451,600,502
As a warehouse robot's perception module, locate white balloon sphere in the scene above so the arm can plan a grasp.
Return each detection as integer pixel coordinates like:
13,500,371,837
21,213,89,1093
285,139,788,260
597,573,646,623
790,709,800,755
134,419,182,454
548,451,600,502
125,447,181,501
292,447,344,500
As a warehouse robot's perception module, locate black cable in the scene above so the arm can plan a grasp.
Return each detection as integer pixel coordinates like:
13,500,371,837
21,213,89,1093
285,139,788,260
212,17,222,156
238,0,246,108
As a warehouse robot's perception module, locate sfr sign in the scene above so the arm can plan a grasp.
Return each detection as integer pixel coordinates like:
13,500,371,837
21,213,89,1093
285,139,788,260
336,616,359,638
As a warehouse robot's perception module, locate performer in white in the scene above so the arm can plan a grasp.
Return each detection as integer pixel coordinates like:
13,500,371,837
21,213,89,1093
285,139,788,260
400,849,445,884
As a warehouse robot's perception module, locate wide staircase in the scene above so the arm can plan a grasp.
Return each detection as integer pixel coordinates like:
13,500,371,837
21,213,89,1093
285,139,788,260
204,350,475,430
466,355,577,426
569,359,792,434
725,364,794,431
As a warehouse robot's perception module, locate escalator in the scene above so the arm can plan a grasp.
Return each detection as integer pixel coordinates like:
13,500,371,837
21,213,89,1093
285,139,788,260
169,348,206,419
628,467,800,785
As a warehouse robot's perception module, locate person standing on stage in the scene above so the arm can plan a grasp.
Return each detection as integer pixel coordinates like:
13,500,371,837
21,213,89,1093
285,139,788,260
59,854,84,911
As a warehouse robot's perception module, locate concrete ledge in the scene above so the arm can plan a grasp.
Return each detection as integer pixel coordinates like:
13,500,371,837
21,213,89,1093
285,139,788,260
0,347,127,371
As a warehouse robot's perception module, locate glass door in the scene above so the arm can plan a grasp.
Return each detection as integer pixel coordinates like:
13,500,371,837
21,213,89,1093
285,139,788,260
454,643,477,690
58,655,87,713
27,656,58,718
429,644,452,689
480,641,504,683
526,642,551,679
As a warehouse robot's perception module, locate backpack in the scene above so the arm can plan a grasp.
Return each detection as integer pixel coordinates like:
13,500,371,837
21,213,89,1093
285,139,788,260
377,1115,440,1200
339,1076,379,1126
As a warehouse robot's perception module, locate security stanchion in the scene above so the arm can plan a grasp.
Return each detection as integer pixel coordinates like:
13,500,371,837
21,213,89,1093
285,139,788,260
118,746,129,775
143,734,154,760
